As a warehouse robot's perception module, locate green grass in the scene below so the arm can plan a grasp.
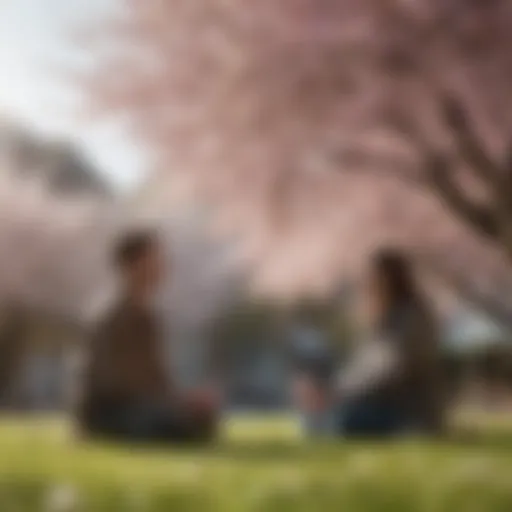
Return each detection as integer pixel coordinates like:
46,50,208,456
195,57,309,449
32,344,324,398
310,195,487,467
0,414,512,511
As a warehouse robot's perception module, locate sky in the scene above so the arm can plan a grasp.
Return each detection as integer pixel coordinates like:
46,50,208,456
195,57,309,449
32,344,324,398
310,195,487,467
0,0,145,192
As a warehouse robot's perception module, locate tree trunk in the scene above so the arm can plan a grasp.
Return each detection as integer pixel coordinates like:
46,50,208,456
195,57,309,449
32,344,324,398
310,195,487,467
0,306,27,408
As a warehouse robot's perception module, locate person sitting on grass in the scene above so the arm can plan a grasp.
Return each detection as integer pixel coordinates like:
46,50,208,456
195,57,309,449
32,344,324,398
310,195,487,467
296,249,446,438
333,249,446,437
77,229,218,443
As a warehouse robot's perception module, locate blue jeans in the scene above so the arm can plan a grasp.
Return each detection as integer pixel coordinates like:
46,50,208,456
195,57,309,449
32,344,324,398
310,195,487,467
300,409,335,437
334,396,409,438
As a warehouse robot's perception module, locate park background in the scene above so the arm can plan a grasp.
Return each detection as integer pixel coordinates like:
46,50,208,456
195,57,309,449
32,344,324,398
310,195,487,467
1,1,512,510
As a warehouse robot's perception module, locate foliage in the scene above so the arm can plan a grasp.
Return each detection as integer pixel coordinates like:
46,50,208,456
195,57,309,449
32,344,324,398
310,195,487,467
211,296,352,354
86,0,512,320
211,300,282,350
0,171,114,320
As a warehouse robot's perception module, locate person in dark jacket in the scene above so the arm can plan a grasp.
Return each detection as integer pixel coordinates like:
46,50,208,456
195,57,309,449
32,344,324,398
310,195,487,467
78,230,218,443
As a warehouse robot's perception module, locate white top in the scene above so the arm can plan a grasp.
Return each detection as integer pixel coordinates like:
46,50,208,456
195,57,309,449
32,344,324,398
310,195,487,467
336,338,400,397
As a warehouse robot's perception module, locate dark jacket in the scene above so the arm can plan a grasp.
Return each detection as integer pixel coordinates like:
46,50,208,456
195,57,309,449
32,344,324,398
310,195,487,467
339,301,445,434
79,299,170,423
375,302,445,433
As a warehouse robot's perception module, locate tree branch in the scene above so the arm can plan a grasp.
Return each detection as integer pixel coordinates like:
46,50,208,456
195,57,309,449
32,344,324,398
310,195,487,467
440,93,500,186
424,152,499,241
500,142,512,204
490,143,512,259
332,143,499,243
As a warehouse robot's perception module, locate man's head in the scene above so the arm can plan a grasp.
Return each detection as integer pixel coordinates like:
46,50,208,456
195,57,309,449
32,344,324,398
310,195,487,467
113,229,165,300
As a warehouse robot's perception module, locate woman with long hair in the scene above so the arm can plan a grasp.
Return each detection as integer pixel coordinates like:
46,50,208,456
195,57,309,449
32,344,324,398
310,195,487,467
334,248,446,437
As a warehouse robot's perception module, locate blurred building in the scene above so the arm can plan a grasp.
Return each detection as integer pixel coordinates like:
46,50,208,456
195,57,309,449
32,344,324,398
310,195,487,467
441,307,512,406
444,307,509,355
0,118,109,197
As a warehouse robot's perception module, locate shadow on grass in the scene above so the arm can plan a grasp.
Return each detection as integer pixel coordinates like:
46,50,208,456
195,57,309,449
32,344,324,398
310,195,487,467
100,439,311,462
97,428,512,464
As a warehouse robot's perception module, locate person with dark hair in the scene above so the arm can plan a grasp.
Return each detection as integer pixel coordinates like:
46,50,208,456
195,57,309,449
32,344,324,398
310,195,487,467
77,229,218,443
331,248,446,437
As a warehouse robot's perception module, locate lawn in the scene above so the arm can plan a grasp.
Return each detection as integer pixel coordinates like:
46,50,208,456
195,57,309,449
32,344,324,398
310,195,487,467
0,413,512,511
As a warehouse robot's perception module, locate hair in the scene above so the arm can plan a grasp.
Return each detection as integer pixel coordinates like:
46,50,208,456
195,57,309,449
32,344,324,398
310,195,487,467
113,229,157,269
371,248,420,309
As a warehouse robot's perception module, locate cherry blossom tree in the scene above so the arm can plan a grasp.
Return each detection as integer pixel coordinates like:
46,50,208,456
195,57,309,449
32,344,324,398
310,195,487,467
0,170,114,320
84,0,512,319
